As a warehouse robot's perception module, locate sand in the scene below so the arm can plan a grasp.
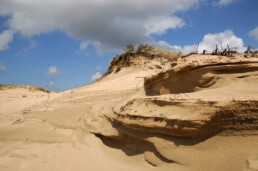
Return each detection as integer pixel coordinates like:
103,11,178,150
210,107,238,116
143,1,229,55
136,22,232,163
0,51,257,170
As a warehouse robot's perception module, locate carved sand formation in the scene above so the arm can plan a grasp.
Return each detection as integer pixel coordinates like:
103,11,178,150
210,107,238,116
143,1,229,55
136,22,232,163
0,50,258,170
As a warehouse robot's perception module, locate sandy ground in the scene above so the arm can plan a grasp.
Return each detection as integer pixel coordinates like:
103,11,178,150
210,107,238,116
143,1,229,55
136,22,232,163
0,53,258,170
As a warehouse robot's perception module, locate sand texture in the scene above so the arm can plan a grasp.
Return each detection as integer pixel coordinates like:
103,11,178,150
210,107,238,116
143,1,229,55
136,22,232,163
0,51,258,170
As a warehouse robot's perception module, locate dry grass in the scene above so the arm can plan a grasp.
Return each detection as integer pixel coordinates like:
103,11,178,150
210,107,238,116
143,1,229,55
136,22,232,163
153,48,184,59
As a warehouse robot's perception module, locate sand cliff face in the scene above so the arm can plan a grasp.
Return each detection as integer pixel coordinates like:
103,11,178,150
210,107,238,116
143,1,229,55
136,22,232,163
0,52,258,170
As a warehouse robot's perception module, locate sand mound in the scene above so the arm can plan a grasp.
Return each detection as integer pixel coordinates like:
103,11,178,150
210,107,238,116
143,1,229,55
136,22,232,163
102,49,181,77
0,52,257,170
0,84,50,93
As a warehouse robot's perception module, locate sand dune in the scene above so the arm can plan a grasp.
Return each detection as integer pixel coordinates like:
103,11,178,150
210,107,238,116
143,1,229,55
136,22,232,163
0,51,257,170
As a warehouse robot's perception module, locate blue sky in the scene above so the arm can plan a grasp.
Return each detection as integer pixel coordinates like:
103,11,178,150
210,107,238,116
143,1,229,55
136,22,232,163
0,0,257,92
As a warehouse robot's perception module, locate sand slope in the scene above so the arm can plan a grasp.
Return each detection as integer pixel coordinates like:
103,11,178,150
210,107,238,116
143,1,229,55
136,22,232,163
0,52,258,170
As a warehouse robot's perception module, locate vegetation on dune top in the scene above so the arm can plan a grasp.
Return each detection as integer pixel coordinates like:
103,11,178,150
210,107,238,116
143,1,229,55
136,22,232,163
0,84,50,93
101,42,257,79
99,44,184,78
124,43,183,58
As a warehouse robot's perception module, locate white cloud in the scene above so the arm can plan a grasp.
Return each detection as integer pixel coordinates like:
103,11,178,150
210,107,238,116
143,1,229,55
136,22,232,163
144,16,184,35
80,41,89,50
249,27,258,40
45,66,61,76
216,0,234,6
168,30,245,54
29,41,37,49
48,81,54,87
76,41,89,53
91,72,102,81
154,41,182,51
0,62,6,72
18,41,38,55
0,29,15,51
95,66,102,71
0,0,199,51
189,30,245,53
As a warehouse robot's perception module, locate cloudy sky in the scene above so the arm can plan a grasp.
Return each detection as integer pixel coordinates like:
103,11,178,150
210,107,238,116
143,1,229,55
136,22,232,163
0,0,257,92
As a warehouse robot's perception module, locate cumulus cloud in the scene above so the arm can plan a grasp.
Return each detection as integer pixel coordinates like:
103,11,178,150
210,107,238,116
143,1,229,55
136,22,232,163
0,0,199,51
216,0,234,6
91,72,102,81
169,30,245,54
45,66,61,76
249,27,258,40
48,81,54,87
0,62,6,72
0,29,15,51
